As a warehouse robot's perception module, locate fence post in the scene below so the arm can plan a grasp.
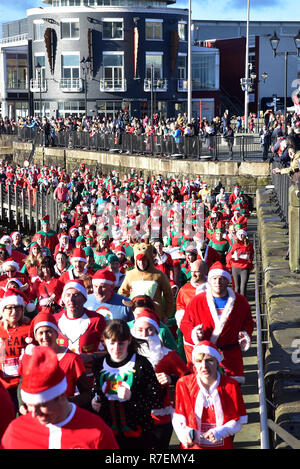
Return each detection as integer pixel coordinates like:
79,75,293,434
7,184,12,228
0,183,3,222
289,180,300,272
15,186,20,230
22,188,26,230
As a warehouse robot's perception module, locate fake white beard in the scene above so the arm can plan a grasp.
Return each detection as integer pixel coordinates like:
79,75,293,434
137,334,165,367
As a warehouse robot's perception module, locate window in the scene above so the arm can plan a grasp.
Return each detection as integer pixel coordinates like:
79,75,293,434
145,20,163,40
178,22,186,41
61,19,80,39
34,55,46,81
192,54,217,90
6,53,28,89
177,54,186,80
33,21,45,41
146,53,163,79
58,101,85,117
102,19,123,40
61,54,80,80
102,52,124,89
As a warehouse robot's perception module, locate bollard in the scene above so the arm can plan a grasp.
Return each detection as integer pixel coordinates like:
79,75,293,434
288,181,300,272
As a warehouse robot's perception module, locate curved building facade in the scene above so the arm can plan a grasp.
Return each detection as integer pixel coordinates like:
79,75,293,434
28,0,189,118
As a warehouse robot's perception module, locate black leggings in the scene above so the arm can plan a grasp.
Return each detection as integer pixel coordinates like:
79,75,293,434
231,267,250,297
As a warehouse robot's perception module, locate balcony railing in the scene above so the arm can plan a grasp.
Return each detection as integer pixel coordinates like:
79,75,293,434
177,79,188,92
59,78,83,92
0,33,28,45
144,78,168,92
30,78,47,93
7,80,28,90
99,78,127,92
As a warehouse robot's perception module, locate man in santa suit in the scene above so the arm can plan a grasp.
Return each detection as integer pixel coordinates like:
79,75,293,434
152,238,177,294
175,259,208,368
37,215,59,255
131,308,189,449
172,341,247,449
1,346,118,449
60,248,93,285
196,237,221,269
180,261,254,383
54,279,106,357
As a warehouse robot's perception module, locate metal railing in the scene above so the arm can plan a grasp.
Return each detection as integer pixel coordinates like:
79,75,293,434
99,78,127,92
16,127,265,161
60,78,83,92
253,232,270,449
0,182,60,234
271,161,290,227
0,33,28,44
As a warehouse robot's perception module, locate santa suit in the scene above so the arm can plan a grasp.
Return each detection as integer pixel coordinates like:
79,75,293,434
226,241,254,270
154,251,175,287
180,285,254,382
197,244,221,269
54,308,106,354
172,372,247,449
1,403,118,449
176,281,206,368
149,348,189,426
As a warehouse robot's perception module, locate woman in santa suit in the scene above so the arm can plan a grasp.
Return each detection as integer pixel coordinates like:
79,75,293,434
226,229,254,298
18,309,91,412
0,288,31,409
172,341,247,449
20,242,44,282
30,256,63,313
131,308,190,449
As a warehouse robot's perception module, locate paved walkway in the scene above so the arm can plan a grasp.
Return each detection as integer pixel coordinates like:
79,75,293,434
170,212,262,450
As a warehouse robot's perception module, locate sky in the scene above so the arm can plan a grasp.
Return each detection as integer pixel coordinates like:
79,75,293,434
0,0,299,26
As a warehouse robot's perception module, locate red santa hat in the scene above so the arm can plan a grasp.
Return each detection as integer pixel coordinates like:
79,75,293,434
207,261,231,283
10,231,20,241
114,245,126,256
70,248,86,264
20,346,67,405
0,288,34,314
62,279,87,301
192,340,223,364
92,268,116,285
26,309,60,344
133,308,160,334
2,258,20,272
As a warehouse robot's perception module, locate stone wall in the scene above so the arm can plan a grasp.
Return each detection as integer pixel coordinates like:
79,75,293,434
256,186,300,449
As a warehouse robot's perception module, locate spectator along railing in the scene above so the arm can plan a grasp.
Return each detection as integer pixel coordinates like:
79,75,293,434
17,126,264,161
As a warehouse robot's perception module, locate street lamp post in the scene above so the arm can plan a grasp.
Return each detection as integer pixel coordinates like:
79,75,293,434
244,0,250,133
36,62,42,118
81,56,91,117
187,0,192,123
269,30,300,133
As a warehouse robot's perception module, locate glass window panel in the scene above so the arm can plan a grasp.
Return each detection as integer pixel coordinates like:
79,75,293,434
62,55,79,67
103,54,123,66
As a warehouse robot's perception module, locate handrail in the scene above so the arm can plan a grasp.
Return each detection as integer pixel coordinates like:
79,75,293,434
253,233,270,449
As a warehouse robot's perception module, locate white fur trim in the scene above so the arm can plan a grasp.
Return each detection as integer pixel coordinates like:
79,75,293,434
207,268,231,283
175,309,185,328
1,294,25,311
134,316,160,333
3,260,19,271
238,331,251,351
70,257,86,263
34,321,59,337
191,324,203,345
205,285,236,344
62,282,87,300
21,376,67,405
192,343,222,363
